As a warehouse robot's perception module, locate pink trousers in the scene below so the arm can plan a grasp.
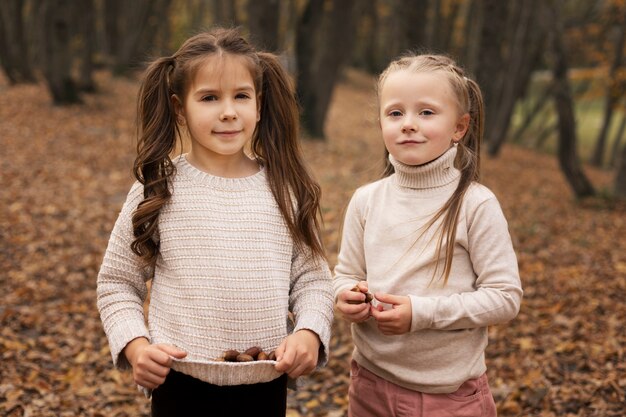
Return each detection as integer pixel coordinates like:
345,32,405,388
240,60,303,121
348,361,497,417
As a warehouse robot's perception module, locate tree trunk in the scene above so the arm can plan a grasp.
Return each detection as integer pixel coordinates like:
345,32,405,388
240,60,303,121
0,0,36,84
487,0,545,156
404,0,428,52
547,0,594,198
247,0,280,51
297,0,357,139
425,0,440,49
107,0,172,74
77,0,96,92
115,0,151,73
615,143,626,198
104,0,121,64
474,0,509,146
437,0,462,53
296,0,324,135
43,0,80,104
388,0,406,58
137,0,173,56
590,24,625,167
609,113,626,168
351,0,380,72
463,0,482,74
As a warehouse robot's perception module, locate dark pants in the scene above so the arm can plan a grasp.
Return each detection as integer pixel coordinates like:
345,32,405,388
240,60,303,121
151,369,288,417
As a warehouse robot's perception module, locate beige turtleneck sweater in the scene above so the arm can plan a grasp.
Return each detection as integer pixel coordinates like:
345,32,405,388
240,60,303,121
97,155,334,386
333,147,522,394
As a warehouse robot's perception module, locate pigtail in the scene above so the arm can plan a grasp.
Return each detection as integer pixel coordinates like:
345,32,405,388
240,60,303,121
253,52,325,260
461,78,484,181
131,56,180,266
430,75,485,286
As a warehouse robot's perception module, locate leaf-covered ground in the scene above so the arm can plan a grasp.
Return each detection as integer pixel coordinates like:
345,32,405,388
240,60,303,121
1,70,624,416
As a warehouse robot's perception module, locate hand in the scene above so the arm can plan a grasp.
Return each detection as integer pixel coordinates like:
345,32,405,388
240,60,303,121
336,281,371,323
123,337,187,389
370,293,412,335
274,329,320,378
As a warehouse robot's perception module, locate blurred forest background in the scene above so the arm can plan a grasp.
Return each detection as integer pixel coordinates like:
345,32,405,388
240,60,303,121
1,0,625,416
2,0,626,196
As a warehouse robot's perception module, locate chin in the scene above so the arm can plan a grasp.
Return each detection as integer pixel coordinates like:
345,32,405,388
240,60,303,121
395,156,427,166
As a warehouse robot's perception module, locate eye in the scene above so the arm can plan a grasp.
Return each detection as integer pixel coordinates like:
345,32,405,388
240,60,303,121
388,110,403,117
420,109,435,116
235,93,252,100
201,95,217,102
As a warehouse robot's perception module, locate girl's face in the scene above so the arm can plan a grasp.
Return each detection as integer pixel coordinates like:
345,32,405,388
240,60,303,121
175,53,260,174
379,70,469,166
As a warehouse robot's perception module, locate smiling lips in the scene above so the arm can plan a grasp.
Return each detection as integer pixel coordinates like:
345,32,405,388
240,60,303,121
213,130,241,137
399,139,425,144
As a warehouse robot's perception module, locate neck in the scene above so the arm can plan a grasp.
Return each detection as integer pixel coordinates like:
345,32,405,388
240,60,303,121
186,150,259,178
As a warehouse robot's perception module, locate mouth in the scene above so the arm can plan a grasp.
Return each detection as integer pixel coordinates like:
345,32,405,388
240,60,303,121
213,130,241,136
398,139,425,145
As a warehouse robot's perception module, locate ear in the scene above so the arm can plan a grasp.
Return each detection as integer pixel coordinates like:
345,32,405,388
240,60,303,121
171,94,185,124
453,113,470,142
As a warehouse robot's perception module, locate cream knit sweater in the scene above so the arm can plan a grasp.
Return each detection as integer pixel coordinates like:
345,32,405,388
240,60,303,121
97,155,334,386
333,147,522,394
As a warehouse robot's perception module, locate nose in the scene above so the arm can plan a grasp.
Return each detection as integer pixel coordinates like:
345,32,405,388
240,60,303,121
220,100,237,121
401,115,417,134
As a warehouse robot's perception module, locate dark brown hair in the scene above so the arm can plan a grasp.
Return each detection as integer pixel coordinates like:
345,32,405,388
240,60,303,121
378,54,484,285
131,28,324,265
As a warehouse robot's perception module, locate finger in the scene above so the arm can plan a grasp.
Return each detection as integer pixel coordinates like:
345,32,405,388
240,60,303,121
157,344,188,359
275,346,295,373
339,300,369,315
135,368,167,388
274,339,287,362
287,362,311,379
354,309,371,323
374,292,407,306
370,305,385,320
356,281,369,292
374,307,400,323
340,290,366,305
147,348,175,367
142,372,166,387
134,360,169,384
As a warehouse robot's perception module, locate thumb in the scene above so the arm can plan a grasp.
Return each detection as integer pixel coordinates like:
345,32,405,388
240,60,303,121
374,292,407,306
274,338,287,362
157,344,188,359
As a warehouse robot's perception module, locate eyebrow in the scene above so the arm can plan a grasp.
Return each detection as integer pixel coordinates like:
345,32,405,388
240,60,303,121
382,99,442,112
193,85,255,95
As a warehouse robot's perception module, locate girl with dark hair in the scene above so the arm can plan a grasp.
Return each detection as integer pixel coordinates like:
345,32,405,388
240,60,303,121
97,28,333,416
334,54,523,417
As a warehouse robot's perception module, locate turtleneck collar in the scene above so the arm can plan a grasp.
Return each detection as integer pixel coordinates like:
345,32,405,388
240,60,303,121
389,146,460,190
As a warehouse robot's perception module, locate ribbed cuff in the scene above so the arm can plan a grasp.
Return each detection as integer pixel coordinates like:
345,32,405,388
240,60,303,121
293,310,332,367
409,295,436,332
106,318,150,370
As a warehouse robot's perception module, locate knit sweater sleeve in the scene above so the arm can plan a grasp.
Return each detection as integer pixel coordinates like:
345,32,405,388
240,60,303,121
96,182,152,369
409,191,523,331
288,238,334,367
333,187,368,299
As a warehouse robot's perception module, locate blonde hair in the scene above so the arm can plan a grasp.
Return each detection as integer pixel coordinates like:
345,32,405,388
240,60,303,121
378,54,484,286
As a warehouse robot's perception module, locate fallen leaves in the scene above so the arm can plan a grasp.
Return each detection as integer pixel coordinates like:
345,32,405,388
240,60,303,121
1,68,625,416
